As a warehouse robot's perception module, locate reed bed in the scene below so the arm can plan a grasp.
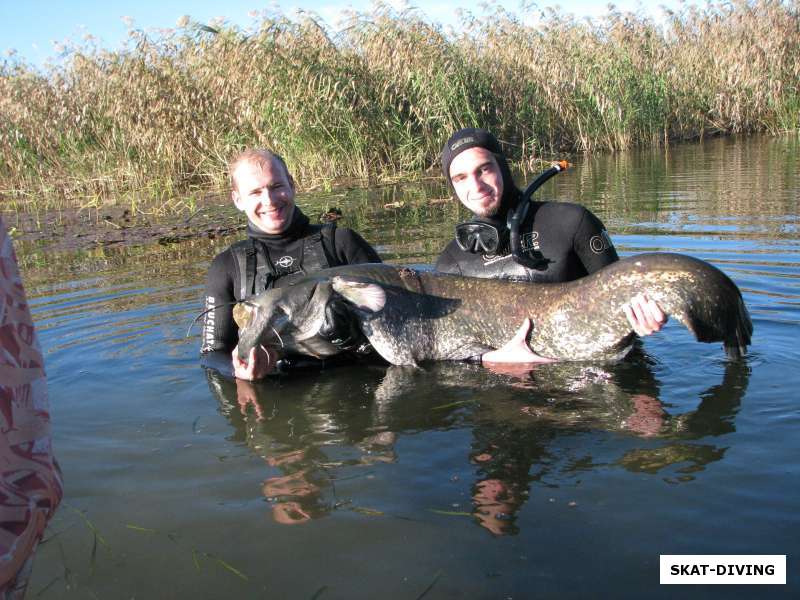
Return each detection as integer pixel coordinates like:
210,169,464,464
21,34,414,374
1,0,798,210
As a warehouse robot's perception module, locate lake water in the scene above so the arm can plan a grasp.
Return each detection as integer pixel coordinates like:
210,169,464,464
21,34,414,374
15,134,800,598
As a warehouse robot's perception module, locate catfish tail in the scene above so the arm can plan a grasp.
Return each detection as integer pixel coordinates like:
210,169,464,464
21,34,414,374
667,257,752,359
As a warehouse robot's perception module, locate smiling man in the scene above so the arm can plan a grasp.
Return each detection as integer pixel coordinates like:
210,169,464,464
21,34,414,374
435,128,666,364
201,149,381,379
437,128,622,282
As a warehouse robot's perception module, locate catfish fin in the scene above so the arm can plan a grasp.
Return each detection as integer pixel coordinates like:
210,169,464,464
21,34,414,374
331,277,386,313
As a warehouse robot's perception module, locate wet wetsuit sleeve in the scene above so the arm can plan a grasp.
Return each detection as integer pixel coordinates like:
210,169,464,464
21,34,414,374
201,249,239,353
333,228,382,264
434,240,464,275
573,208,619,274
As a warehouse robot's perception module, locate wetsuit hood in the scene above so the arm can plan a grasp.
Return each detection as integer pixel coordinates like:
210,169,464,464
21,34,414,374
441,127,520,221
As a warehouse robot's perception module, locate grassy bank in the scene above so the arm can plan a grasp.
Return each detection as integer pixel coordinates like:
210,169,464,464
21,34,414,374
1,0,798,210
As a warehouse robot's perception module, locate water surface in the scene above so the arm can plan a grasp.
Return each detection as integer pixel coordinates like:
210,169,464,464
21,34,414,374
17,134,800,598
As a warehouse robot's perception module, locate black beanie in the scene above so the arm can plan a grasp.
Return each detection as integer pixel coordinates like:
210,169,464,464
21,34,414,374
440,128,520,218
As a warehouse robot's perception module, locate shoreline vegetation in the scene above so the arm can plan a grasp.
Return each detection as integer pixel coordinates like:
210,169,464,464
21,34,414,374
1,0,798,213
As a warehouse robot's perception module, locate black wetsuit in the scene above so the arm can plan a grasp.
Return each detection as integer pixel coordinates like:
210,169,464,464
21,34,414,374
435,200,618,282
201,208,381,354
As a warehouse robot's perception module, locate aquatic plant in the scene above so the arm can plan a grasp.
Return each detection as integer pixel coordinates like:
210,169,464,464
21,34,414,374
0,0,797,210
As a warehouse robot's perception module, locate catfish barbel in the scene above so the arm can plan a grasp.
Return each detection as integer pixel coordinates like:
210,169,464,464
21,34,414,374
233,253,752,366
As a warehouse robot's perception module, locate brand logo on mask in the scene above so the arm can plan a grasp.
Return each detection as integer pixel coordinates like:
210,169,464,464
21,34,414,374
276,255,295,269
589,231,614,254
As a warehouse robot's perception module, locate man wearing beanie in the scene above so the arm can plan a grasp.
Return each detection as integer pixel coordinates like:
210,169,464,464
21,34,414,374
435,128,665,362
201,149,381,379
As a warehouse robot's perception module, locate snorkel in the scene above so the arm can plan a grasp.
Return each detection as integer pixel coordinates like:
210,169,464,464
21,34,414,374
506,160,570,268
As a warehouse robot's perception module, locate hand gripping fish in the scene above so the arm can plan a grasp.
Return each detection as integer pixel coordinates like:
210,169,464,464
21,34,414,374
233,253,752,366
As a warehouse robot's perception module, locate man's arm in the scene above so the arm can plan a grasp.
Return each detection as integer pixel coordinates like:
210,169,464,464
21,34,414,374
201,251,239,354
202,250,280,380
573,208,619,275
434,241,464,274
333,228,382,264
574,208,666,336
317,228,381,352
481,300,665,369
481,209,665,365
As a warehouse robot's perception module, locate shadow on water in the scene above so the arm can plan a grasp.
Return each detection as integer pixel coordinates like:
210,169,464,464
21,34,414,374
204,351,750,537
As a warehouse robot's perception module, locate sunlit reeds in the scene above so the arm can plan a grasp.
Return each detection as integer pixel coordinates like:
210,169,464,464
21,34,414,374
1,0,797,210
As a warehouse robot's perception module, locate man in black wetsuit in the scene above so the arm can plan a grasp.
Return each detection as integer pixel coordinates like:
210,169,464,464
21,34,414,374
435,128,665,363
201,149,381,379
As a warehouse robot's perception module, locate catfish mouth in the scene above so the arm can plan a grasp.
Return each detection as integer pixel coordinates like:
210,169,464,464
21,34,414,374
232,300,258,330
233,281,327,360
233,298,289,360
232,275,385,361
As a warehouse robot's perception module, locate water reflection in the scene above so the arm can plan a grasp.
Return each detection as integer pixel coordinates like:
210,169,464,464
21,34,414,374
617,360,751,482
205,364,402,525
204,354,749,536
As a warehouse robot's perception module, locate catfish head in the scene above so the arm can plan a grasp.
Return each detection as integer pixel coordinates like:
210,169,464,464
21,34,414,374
233,274,388,361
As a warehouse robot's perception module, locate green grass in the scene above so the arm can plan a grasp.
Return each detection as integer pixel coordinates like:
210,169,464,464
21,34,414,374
1,0,798,210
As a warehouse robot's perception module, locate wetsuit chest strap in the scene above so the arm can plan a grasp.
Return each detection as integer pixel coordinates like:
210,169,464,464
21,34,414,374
231,223,340,300
304,223,341,270
230,238,275,301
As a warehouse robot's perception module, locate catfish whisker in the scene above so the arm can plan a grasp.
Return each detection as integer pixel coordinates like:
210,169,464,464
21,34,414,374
260,345,272,367
270,326,285,350
185,300,259,338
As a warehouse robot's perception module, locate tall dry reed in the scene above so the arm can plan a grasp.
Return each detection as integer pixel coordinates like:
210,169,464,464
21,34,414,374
1,0,797,209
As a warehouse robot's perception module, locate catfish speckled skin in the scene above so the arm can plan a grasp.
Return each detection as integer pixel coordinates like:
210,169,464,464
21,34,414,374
235,253,752,365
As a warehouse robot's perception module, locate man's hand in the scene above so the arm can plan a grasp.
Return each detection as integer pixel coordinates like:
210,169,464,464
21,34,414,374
232,345,278,381
318,297,370,353
481,318,555,364
622,293,667,337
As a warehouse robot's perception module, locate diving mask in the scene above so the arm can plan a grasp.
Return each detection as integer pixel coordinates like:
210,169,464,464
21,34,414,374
454,220,508,254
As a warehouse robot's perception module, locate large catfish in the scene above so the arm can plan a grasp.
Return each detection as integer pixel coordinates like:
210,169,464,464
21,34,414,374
233,253,752,365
